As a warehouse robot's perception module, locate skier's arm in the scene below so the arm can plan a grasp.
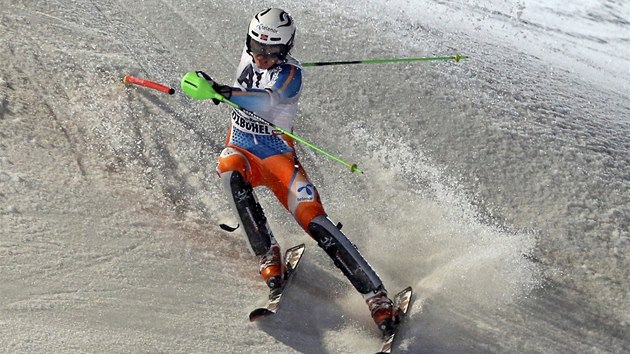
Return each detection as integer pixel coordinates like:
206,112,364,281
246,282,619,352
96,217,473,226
226,64,302,113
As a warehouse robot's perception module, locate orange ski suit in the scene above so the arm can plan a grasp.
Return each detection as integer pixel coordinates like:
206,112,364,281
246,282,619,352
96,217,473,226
216,124,325,233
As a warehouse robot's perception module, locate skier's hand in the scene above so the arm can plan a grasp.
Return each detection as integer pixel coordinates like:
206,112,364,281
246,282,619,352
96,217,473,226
195,71,232,105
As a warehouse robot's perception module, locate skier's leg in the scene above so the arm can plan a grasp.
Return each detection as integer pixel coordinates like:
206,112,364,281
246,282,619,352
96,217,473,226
260,151,398,332
307,215,399,333
263,153,385,295
217,147,285,289
307,215,384,294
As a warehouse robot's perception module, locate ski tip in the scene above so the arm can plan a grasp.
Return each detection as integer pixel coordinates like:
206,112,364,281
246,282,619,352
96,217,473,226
219,223,240,232
396,286,413,297
249,308,274,322
393,286,414,320
288,243,306,252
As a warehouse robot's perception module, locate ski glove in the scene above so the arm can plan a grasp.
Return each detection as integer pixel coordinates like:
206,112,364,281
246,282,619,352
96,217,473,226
196,71,232,105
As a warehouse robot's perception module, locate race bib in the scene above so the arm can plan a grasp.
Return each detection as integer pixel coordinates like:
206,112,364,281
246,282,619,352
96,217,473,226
231,110,274,135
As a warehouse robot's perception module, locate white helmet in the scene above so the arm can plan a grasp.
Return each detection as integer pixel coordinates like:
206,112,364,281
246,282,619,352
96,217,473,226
247,8,296,59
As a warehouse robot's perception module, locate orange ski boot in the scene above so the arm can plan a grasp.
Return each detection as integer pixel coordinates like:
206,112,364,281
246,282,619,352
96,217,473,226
259,244,286,290
366,291,400,335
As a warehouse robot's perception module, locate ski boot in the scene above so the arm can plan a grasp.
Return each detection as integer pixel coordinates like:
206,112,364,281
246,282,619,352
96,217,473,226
366,291,401,336
259,244,286,290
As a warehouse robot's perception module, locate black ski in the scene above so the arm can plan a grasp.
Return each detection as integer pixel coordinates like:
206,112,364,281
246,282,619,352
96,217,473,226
377,286,413,354
249,244,305,321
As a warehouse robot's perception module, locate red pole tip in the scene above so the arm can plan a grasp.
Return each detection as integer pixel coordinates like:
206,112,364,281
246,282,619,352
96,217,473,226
123,74,173,95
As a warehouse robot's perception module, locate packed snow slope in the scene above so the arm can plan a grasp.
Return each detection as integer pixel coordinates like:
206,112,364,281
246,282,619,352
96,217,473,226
1,0,629,353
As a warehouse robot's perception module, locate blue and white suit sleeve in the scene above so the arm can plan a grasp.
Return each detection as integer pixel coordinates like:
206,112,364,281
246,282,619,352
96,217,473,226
228,64,302,113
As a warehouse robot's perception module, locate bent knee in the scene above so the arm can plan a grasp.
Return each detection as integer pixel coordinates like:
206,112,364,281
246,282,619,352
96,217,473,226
217,147,249,177
294,202,326,231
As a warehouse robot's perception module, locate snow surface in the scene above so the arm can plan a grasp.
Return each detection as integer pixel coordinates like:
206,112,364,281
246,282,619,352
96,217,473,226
1,0,629,353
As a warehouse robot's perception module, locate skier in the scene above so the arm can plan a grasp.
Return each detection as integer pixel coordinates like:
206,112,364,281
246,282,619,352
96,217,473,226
193,8,399,334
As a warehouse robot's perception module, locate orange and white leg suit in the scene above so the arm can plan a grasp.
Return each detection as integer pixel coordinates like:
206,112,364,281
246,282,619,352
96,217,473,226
217,127,386,296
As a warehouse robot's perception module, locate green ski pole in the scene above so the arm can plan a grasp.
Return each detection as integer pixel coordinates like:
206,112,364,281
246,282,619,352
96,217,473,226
181,71,363,174
302,54,468,67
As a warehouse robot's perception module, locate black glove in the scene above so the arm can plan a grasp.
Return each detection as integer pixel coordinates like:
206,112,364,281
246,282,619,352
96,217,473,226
196,71,232,105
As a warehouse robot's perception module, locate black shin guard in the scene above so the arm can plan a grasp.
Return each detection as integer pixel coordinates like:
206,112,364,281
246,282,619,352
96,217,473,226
308,215,384,295
222,171,273,256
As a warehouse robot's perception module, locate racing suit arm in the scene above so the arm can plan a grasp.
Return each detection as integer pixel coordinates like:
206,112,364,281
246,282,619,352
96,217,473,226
227,64,302,114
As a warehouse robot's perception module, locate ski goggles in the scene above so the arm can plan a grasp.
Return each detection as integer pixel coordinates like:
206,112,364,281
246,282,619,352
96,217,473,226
248,40,286,58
